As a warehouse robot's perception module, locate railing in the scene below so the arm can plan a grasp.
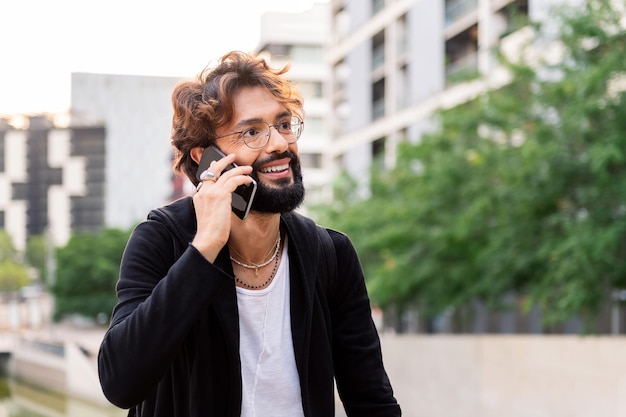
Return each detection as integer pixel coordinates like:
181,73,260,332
20,338,65,357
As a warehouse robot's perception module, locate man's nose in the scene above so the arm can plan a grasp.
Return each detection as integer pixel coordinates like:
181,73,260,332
264,125,290,153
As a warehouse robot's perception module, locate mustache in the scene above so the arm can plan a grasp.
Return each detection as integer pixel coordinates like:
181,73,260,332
251,151,298,170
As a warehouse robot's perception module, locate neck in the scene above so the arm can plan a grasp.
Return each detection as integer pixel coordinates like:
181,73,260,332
228,212,281,264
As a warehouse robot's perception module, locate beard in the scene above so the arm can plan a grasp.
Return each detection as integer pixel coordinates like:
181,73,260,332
249,151,305,214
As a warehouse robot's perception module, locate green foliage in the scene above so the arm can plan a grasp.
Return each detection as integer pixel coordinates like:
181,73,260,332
0,260,31,293
0,230,31,296
51,228,131,322
315,0,626,329
25,234,47,283
0,230,17,262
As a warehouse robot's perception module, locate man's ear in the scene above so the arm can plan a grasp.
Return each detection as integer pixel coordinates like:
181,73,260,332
190,147,204,164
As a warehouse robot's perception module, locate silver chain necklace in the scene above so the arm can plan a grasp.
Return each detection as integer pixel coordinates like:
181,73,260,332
230,232,281,278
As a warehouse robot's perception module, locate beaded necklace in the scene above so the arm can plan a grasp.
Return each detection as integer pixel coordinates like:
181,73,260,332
234,250,280,290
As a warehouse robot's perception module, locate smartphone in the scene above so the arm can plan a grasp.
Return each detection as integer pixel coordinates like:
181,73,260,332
196,146,257,220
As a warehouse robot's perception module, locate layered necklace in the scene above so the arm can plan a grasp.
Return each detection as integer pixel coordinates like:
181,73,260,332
230,231,282,289
234,254,280,290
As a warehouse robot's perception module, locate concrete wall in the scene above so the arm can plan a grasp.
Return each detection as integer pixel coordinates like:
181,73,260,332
380,335,626,417
9,340,65,395
9,334,111,407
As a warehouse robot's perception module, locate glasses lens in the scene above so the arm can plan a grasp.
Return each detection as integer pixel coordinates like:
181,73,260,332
242,123,269,148
242,117,304,148
290,116,303,140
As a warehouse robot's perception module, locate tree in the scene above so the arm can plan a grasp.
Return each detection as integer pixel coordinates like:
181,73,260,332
25,234,47,283
0,260,31,295
0,230,31,298
51,228,131,323
0,230,17,262
315,0,626,330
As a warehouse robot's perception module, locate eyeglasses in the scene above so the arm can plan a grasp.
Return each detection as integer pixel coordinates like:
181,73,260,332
215,115,304,149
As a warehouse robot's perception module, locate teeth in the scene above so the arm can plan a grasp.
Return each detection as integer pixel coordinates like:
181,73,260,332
260,163,289,173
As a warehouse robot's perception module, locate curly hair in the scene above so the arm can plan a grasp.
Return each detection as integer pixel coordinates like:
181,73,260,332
170,51,304,185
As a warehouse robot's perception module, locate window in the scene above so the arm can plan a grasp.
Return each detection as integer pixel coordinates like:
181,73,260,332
334,6,350,39
372,78,386,120
263,44,289,57
445,0,478,27
397,64,409,110
303,116,324,135
445,25,479,84
397,14,408,56
372,137,386,170
289,45,323,63
372,30,385,71
372,0,385,15
498,0,529,37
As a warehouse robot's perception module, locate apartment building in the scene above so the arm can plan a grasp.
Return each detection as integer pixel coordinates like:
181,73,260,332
6,0,582,252
1,4,332,253
255,2,332,206
0,114,106,250
327,0,578,190
70,73,186,229
0,72,185,250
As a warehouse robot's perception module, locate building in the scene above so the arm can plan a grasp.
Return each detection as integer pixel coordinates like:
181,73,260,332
0,3,334,252
2,0,582,252
326,0,578,192
255,2,333,206
0,72,186,250
0,113,106,250
70,72,187,229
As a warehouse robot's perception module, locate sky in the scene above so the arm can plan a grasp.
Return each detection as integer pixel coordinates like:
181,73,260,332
0,0,325,115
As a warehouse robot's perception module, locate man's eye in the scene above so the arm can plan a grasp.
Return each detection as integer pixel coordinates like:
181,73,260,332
241,128,259,138
278,121,291,131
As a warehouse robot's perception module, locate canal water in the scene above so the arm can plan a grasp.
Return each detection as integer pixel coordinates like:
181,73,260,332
0,376,125,417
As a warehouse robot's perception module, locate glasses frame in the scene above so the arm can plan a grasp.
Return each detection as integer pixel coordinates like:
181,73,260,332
215,115,304,149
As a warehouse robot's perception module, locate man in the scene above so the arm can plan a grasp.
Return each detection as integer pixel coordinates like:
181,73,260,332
98,51,401,417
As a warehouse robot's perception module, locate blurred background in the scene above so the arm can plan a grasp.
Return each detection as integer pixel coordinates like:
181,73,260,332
1,0,626,416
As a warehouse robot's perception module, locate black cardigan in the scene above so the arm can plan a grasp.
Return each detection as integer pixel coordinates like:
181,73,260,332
98,197,401,417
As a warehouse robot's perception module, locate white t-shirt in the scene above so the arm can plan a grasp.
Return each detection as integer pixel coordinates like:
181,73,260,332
236,240,304,417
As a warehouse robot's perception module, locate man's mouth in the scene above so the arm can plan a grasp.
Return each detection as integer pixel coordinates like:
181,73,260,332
259,163,290,174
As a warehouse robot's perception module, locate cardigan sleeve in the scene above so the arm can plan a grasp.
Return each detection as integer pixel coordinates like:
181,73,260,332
329,230,402,416
97,219,232,409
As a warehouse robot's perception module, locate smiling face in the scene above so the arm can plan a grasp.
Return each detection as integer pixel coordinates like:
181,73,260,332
215,86,305,213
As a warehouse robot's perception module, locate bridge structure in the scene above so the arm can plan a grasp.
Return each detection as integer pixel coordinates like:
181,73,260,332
0,293,112,407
